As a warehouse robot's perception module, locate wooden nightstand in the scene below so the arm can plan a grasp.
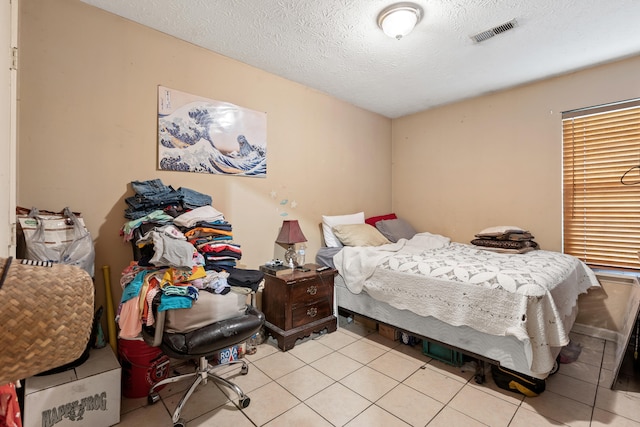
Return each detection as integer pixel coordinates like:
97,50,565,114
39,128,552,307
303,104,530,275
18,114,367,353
261,264,337,351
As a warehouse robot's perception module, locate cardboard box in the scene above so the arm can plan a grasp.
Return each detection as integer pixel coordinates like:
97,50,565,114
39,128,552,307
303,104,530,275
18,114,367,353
378,323,399,341
353,314,377,330
24,346,121,427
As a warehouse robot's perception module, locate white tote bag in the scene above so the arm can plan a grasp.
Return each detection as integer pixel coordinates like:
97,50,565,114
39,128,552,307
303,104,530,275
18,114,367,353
17,207,95,277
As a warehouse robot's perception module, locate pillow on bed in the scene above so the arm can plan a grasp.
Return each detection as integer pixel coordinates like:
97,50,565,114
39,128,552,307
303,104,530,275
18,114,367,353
322,212,365,247
365,213,397,227
475,225,526,237
376,218,417,242
332,223,391,247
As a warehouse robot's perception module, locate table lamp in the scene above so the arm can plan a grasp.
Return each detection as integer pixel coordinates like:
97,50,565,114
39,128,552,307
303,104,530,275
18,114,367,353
276,220,307,267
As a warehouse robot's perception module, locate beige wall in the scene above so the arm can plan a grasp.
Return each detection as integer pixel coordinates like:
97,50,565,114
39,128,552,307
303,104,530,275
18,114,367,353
18,0,640,330
392,55,640,251
17,0,391,306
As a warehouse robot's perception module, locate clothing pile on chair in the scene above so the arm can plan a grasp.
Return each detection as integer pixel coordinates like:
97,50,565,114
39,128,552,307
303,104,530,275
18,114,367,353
470,225,539,254
117,179,263,340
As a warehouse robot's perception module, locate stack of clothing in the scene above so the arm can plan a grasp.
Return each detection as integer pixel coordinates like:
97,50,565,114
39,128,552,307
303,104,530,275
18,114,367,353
173,205,241,271
117,180,263,340
124,178,212,220
470,226,539,254
126,205,244,274
174,207,258,289
120,178,213,241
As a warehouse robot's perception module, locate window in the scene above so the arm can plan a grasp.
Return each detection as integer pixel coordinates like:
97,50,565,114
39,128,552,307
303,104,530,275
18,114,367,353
562,99,640,270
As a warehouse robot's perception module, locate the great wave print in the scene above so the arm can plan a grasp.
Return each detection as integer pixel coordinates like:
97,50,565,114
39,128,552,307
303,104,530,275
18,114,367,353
158,86,267,177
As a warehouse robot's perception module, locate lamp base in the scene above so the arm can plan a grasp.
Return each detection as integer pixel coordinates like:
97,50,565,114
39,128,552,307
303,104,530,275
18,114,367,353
283,246,297,267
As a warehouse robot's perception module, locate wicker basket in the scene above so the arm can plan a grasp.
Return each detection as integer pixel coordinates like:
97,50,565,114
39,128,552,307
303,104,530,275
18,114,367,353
0,258,94,384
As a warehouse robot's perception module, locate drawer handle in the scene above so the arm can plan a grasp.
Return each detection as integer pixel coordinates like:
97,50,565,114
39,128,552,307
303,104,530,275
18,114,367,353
307,307,318,318
307,285,318,295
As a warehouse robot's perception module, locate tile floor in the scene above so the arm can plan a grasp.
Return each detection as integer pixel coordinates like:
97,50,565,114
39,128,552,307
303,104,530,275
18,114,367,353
116,320,640,426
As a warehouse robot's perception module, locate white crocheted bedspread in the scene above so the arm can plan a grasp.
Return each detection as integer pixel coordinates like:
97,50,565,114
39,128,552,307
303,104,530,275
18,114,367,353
333,233,600,373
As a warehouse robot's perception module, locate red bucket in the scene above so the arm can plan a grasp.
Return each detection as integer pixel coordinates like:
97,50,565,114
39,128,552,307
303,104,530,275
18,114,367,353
118,338,170,398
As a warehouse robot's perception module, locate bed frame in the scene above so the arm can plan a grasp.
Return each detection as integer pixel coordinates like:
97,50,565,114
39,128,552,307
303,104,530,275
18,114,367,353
334,276,570,381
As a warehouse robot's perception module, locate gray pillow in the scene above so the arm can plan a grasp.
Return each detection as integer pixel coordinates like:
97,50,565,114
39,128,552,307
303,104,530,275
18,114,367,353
376,218,417,242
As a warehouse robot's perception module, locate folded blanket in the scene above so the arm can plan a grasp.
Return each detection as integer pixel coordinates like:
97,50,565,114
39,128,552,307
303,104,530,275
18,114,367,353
334,232,451,294
474,246,536,254
474,232,534,241
471,238,538,250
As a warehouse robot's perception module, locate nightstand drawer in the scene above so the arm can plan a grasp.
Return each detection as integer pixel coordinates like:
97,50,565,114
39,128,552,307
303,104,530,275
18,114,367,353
262,265,337,351
291,299,332,328
290,279,332,303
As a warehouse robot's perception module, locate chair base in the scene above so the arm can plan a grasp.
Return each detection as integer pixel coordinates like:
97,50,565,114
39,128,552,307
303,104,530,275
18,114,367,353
148,355,251,426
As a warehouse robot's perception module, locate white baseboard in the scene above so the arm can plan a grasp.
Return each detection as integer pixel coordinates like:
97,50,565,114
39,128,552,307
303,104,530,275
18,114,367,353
571,322,618,342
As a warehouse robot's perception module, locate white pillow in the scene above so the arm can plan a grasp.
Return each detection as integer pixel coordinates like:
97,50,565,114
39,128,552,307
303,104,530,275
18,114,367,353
476,225,526,237
322,212,365,247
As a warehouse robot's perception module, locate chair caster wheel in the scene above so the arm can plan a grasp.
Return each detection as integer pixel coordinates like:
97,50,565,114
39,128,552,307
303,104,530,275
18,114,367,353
240,365,249,375
239,396,250,408
148,392,160,405
173,418,186,427
474,374,485,384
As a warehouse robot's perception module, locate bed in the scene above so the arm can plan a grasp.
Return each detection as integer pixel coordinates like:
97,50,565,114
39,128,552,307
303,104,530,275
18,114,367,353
316,223,600,380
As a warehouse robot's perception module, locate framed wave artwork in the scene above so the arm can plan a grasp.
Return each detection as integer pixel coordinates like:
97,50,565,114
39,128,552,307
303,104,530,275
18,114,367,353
157,85,267,177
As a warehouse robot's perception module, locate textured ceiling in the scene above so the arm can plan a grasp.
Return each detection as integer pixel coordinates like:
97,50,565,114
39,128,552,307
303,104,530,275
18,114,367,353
79,0,640,118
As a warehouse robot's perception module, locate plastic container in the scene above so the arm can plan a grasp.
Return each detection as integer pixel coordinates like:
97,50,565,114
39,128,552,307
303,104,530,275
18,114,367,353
246,334,258,355
297,244,306,266
118,338,170,398
422,340,464,367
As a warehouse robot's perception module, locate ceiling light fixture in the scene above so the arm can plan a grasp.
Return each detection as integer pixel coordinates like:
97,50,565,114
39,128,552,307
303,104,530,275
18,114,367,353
377,2,423,40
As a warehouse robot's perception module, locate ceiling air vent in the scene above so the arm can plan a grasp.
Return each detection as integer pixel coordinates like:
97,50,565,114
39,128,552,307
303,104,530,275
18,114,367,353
471,19,517,43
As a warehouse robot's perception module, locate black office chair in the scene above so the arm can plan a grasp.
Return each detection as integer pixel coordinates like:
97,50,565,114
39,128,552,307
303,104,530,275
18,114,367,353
143,296,265,427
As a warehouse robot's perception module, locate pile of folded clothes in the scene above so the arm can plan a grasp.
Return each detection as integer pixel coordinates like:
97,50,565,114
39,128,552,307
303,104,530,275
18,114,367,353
130,204,242,272
117,179,264,340
123,178,212,220
470,225,539,254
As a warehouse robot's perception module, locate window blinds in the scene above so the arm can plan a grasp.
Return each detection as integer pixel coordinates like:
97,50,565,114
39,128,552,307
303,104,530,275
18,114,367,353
562,100,640,270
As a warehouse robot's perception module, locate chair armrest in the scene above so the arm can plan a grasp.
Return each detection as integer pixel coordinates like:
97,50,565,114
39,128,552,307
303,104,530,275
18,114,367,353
149,310,166,347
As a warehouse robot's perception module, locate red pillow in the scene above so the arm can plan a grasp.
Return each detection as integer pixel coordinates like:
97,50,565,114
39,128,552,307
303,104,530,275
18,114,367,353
365,213,397,227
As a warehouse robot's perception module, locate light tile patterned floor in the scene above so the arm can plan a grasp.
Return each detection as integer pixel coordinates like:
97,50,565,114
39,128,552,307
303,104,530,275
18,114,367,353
116,321,640,426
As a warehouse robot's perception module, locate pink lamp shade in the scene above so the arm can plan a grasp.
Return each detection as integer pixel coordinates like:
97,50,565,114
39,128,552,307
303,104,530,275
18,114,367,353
276,220,307,245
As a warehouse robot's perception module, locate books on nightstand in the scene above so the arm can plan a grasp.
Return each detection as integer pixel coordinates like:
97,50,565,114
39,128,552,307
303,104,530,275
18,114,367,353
259,264,291,277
